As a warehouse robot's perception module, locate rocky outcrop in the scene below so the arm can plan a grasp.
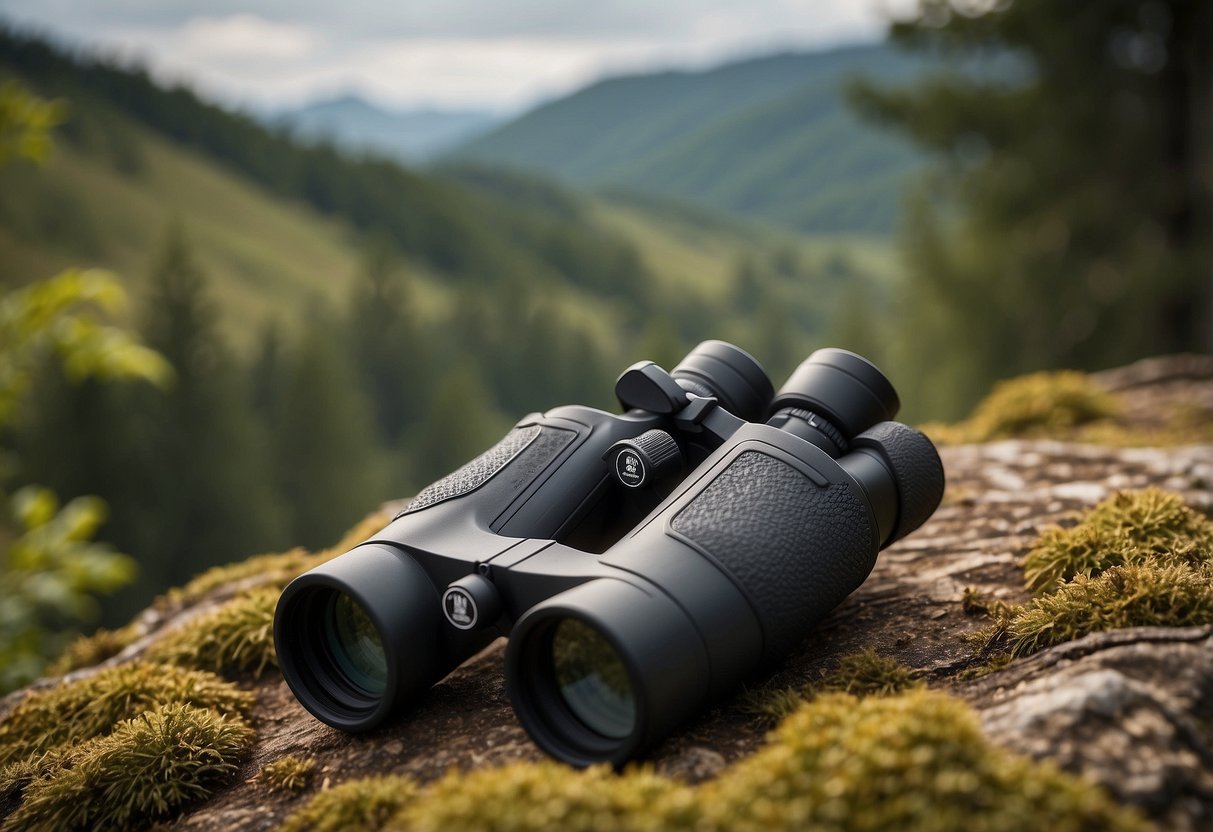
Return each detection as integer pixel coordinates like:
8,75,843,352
2,355,1211,831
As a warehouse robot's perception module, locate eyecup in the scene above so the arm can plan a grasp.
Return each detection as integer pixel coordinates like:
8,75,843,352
851,421,945,544
769,348,900,438
671,341,774,422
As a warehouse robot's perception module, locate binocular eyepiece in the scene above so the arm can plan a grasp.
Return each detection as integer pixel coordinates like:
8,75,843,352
275,342,945,766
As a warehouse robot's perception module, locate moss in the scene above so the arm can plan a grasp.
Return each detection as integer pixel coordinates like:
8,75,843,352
169,548,315,606
924,371,1121,446
46,624,140,675
1003,562,1213,658
278,776,418,832
704,690,1143,831
396,762,698,832
280,691,1141,832
0,662,253,766
259,756,316,793
1023,488,1213,593
145,586,279,678
4,703,253,831
741,649,921,727
167,510,391,606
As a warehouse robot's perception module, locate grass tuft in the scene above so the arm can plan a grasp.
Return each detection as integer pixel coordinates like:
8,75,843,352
1023,487,1213,593
145,586,279,678
46,624,140,675
259,756,316,793
4,702,253,831
0,662,253,767
278,776,418,832
1003,562,1213,658
740,649,921,727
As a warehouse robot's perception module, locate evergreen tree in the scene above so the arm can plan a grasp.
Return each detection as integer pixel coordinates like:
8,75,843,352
410,359,510,484
852,0,1213,417
129,224,286,594
270,317,387,548
347,239,429,448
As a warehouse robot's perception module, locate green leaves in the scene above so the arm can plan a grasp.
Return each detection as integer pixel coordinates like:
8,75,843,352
0,79,66,167
0,268,172,428
0,486,137,692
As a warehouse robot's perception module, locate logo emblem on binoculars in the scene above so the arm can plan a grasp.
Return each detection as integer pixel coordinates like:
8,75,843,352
615,450,645,487
442,587,478,630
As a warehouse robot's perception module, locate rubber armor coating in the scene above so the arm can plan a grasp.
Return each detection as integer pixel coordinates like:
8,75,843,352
852,422,945,544
672,450,875,660
402,425,575,514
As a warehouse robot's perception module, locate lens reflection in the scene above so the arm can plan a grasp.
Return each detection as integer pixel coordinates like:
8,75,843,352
551,618,635,739
325,592,387,695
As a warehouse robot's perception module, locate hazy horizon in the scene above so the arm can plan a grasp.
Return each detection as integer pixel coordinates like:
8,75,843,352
0,1,913,115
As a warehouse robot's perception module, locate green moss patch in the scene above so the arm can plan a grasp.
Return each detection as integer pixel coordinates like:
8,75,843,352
924,371,1121,445
400,762,697,832
277,690,1140,832
1023,487,1213,593
706,690,1141,831
742,649,921,726
0,661,253,766
4,703,253,831
278,776,418,832
259,756,316,793
145,586,279,678
47,623,140,675
1000,562,1213,658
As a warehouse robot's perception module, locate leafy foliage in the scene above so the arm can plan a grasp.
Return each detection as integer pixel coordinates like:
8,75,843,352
0,78,64,167
0,487,134,691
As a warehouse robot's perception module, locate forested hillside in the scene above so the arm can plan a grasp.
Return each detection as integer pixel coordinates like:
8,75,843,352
0,27,893,623
452,44,925,233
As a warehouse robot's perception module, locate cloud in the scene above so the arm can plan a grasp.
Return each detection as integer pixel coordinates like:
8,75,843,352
177,14,316,61
0,0,920,112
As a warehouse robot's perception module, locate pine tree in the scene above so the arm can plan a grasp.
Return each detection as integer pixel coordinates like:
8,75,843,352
852,0,1213,417
270,316,387,548
130,224,286,594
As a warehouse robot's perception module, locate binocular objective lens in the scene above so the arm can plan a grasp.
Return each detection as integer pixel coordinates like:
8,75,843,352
325,592,388,696
551,619,635,739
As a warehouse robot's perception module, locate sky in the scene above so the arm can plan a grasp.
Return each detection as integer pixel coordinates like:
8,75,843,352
0,1,917,114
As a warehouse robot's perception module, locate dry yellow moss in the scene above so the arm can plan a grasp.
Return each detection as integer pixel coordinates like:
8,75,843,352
259,755,317,793
145,586,279,678
0,661,253,766
4,703,253,831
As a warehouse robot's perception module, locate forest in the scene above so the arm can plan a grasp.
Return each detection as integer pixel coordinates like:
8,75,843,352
1,0,1210,692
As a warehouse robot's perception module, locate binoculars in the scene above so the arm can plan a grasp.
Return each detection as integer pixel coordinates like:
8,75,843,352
274,342,944,766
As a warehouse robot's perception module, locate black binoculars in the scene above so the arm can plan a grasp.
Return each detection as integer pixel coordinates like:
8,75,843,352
274,342,944,766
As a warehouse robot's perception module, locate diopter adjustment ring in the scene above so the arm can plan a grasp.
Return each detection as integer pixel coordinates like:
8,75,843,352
779,408,849,454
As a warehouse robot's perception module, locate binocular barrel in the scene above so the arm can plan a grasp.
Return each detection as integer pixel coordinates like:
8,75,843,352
274,343,945,766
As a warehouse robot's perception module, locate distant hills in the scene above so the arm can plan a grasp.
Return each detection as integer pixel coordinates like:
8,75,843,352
452,43,927,234
274,95,499,162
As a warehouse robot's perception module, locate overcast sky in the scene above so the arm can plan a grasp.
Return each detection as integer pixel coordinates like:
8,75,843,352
0,1,916,113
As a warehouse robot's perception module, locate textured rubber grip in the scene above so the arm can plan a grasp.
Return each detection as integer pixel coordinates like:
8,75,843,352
851,421,945,543
671,450,876,659
401,424,575,515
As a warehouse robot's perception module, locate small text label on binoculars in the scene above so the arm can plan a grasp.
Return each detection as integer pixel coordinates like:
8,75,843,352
442,587,478,630
616,451,645,487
